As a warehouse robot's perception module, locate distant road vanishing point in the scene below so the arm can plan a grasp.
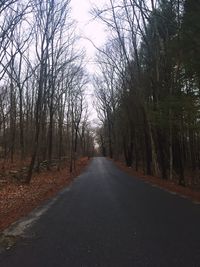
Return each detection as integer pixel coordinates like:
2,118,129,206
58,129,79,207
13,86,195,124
1,157,200,267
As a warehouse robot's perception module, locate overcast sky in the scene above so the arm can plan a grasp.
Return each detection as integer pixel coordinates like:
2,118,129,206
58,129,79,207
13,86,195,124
71,0,107,72
70,0,108,124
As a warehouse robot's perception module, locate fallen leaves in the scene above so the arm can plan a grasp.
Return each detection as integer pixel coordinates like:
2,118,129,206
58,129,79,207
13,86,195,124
114,160,200,203
0,157,89,231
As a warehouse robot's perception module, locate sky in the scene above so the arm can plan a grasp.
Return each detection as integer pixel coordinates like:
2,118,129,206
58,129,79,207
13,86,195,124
70,0,108,125
71,0,107,70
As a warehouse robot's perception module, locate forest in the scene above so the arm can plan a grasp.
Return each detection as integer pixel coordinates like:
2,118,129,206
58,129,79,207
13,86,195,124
0,0,200,262
94,0,200,187
0,0,94,184
0,0,199,189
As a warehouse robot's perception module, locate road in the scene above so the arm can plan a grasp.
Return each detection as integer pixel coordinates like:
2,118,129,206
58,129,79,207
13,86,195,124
0,157,200,267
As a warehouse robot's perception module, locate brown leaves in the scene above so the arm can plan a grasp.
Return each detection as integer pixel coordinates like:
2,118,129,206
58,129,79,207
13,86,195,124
115,160,200,203
0,157,89,231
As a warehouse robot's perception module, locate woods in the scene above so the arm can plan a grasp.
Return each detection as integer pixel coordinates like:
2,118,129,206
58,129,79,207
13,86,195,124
1,0,200,263
0,0,199,188
94,0,200,187
0,0,94,183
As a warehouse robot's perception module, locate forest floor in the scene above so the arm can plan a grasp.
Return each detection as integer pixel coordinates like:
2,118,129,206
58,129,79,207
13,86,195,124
114,160,200,203
0,157,90,231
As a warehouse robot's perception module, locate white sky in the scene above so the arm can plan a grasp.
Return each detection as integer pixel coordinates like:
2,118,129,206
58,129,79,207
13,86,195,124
70,0,108,125
71,0,107,70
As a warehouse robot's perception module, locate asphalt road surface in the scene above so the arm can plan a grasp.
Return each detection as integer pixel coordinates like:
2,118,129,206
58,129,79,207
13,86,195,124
0,157,200,267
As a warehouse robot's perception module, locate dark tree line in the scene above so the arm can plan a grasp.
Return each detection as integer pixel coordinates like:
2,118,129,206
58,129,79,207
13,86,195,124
0,0,94,183
94,0,200,187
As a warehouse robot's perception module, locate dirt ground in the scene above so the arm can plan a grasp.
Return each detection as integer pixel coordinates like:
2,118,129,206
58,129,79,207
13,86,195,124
0,158,90,231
